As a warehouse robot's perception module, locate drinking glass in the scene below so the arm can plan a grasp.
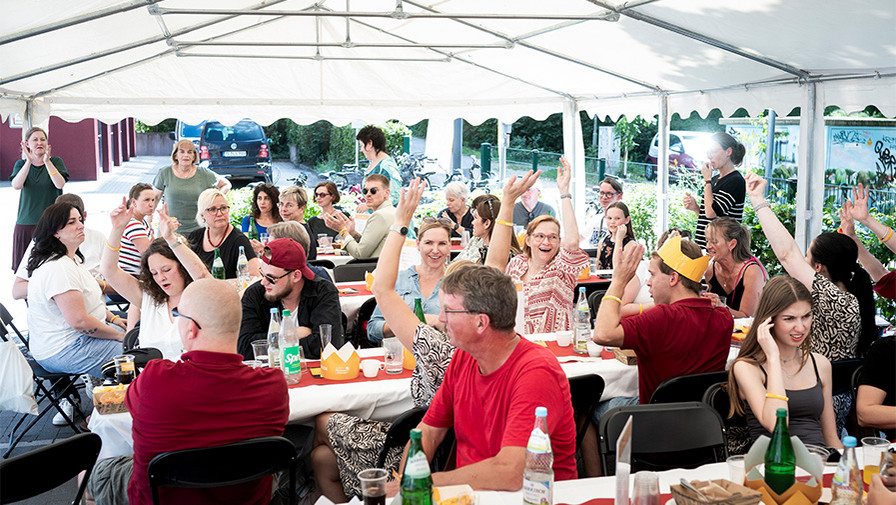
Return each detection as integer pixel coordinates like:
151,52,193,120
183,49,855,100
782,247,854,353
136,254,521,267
727,455,746,484
383,337,403,374
862,437,890,485
320,324,333,351
251,339,269,366
318,233,332,249
114,355,135,384
358,468,388,505
259,232,270,244
632,471,660,505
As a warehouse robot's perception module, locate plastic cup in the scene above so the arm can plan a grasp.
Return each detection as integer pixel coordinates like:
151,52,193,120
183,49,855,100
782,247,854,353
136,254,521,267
242,360,262,368
259,232,269,244
318,234,332,249
862,437,890,485
114,354,135,384
320,324,332,351
727,454,746,484
358,468,387,505
251,339,269,366
361,359,383,378
556,330,573,347
383,338,403,374
805,444,830,468
632,471,660,505
587,340,603,358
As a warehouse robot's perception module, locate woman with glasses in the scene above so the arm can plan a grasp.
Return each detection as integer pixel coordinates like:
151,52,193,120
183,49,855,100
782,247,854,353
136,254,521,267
453,194,521,264
366,214,451,344
278,185,318,260
187,188,260,279
583,177,623,248
308,181,350,239
683,132,746,249
153,139,231,234
486,157,589,335
101,202,211,359
437,181,474,238
240,183,281,239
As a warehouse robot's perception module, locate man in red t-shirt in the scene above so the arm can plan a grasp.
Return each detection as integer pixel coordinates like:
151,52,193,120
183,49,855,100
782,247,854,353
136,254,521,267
594,234,732,404
409,263,577,491
87,278,289,505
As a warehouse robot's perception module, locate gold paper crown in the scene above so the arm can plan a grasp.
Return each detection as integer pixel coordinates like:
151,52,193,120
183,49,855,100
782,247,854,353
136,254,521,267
656,235,709,283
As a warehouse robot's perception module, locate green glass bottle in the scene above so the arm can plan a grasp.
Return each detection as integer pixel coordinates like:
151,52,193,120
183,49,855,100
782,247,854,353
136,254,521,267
764,408,795,495
413,298,426,324
247,216,259,241
211,248,226,279
401,429,433,505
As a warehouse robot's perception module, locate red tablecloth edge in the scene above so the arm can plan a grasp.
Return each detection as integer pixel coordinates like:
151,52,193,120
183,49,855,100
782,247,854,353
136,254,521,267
338,284,372,297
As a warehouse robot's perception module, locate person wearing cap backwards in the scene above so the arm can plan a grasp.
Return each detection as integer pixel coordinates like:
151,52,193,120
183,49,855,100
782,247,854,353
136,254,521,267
592,234,733,409
238,238,343,360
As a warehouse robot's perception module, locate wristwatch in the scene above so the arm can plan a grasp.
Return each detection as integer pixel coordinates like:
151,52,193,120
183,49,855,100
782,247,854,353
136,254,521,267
168,237,183,249
389,224,409,236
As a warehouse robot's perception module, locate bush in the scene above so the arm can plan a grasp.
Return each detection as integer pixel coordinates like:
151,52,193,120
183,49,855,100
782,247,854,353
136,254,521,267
380,120,412,156
623,182,697,251
327,125,356,166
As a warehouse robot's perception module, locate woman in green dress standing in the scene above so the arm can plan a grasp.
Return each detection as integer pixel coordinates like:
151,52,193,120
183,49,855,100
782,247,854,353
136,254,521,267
10,127,68,271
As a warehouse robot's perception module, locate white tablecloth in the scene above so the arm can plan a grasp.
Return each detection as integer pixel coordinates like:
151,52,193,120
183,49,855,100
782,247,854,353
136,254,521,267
337,282,374,333
317,253,355,267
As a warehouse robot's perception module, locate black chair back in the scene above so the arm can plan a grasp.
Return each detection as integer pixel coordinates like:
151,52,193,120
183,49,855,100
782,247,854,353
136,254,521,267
353,297,379,348
831,358,862,397
148,436,297,505
598,401,727,475
649,370,729,404
702,382,751,455
568,374,605,448
586,290,607,321
334,263,376,282
0,432,101,503
376,407,427,468
309,259,336,270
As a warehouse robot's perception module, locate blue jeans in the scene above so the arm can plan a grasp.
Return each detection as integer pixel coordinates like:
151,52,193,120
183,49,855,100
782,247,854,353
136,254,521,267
591,396,639,426
38,334,123,378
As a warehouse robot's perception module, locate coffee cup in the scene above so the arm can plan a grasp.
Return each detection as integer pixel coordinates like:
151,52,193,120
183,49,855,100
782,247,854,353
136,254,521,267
361,359,383,378
587,340,603,358
556,330,573,347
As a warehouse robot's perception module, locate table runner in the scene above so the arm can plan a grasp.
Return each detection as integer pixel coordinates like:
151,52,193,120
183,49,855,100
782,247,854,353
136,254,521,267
288,359,413,388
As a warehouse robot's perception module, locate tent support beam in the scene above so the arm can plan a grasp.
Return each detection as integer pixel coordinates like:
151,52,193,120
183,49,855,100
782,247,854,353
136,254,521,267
155,7,620,21
586,0,811,80
172,41,511,49
562,99,587,222
0,0,289,87
0,0,162,46
656,94,670,240
179,53,451,62
795,82,825,252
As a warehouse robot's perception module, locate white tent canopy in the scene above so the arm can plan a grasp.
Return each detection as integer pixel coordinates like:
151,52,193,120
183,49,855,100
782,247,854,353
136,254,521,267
2,0,895,243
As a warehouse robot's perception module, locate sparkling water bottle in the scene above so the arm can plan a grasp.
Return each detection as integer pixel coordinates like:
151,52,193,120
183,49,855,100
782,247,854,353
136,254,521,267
400,429,433,505
523,406,554,505
211,248,225,279
831,436,862,505
237,245,250,288
574,287,590,355
280,309,302,385
764,408,795,495
267,307,281,368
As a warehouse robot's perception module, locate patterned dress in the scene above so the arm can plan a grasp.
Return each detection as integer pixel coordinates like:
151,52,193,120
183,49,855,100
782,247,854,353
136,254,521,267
326,324,454,497
505,247,590,334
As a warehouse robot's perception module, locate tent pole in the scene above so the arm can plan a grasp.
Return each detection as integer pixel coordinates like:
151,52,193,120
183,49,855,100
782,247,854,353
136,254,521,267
656,94,670,242
562,99,587,224
764,109,776,195
795,83,825,252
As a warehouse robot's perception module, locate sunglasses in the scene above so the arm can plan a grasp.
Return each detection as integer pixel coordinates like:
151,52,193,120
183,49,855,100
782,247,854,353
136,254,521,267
422,216,455,227
261,270,293,284
362,187,379,196
314,192,331,198
171,307,202,329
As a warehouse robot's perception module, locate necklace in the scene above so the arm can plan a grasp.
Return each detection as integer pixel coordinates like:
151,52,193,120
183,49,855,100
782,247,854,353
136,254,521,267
206,226,229,248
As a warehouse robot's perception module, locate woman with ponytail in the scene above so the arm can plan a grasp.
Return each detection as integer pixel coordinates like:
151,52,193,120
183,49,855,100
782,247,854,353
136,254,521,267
684,132,747,249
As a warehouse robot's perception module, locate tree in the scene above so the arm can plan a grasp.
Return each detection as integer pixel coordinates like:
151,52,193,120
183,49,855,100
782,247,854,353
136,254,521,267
614,115,639,176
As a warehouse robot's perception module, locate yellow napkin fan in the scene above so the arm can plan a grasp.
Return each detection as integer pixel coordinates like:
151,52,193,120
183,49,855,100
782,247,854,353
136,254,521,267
320,342,360,380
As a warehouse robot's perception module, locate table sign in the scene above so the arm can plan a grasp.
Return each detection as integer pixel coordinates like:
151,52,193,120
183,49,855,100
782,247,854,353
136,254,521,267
615,415,633,505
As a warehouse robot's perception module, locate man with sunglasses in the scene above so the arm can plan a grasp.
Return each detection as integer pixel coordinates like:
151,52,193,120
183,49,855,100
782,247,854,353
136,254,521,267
238,238,343,360
322,174,395,259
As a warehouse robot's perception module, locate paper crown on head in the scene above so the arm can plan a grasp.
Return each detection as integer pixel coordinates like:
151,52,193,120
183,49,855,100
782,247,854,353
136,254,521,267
656,235,709,283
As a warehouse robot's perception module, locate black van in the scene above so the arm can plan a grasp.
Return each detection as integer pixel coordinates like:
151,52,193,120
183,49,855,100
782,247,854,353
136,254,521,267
198,119,272,182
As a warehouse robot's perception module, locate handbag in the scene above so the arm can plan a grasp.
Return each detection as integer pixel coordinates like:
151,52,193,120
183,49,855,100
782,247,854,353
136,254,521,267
0,341,39,415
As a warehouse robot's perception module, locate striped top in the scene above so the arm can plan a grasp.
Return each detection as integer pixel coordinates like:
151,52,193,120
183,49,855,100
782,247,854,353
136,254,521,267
695,170,746,249
120,218,153,276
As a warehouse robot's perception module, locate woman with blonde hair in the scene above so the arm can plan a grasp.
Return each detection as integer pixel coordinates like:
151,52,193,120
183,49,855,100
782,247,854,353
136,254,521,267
278,185,318,260
453,194,520,264
703,217,767,317
187,188,259,278
153,139,231,233
727,275,841,448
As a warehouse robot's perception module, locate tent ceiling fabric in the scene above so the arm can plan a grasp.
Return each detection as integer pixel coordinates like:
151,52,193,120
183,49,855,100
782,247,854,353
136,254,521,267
1,0,894,126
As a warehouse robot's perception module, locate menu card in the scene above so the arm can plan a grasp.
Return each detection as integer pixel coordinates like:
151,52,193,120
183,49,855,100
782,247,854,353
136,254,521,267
615,415,633,505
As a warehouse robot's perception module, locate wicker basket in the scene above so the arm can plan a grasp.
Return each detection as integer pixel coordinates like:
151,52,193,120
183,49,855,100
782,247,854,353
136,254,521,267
671,479,762,505
613,348,637,365
92,384,129,415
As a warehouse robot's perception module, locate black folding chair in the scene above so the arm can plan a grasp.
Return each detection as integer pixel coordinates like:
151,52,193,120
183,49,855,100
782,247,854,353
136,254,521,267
309,259,337,270
702,382,751,456
334,263,376,282
568,374,605,477
353,297,379,348
831,358,862,397
148,436,297,505
0,432,101,504
648,370,729,404
598,401,728,475
1,303,84,459
375,407,428,468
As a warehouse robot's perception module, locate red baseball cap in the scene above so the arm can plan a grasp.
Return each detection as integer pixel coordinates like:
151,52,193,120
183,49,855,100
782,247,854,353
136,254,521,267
261,238,314,280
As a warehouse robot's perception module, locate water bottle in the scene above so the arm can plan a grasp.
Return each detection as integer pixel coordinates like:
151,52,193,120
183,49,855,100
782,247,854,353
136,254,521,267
211,248,225,279
523,406,554,505
267,307,281,368
400,429,433,505
237,245,250,288
574,287,590,355
764,408,795,495
831,436,862,505
280,309,302,385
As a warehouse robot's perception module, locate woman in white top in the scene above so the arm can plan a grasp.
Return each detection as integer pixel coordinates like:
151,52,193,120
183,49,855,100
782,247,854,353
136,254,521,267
26,202,127,377
100,200,211,359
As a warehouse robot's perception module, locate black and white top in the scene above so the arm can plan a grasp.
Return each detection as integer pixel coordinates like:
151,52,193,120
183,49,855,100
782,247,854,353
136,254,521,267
810,273,859,361
695,170,746,249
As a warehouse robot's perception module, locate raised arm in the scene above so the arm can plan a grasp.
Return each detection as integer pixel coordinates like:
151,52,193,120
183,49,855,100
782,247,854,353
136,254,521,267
700,162,718,218
371,179,428,350
850,183,896,254
593,233,643,347
484,170,541,270
744,173,816,289
100,197,143,306
840,203,889,282
158,204,212,280
556,156,580,250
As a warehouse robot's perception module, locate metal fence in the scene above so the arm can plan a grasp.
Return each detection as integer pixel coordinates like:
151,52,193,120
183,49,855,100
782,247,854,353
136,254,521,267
766,178,896,214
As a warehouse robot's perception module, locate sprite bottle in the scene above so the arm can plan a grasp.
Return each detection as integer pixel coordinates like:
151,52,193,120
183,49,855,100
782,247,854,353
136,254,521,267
401,429,433,505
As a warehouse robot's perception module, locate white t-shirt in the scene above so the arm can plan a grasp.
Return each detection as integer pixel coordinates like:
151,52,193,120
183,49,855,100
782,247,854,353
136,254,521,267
633,260,653,305
139,292,183,360
580,211,608,249
26,255,107,360
16,227,105,280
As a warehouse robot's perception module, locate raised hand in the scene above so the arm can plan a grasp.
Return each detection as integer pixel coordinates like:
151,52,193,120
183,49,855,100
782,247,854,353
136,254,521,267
502,170,542,203
557,156,572,194
612,239,644,285
157,203,181,242
20,141,32,163
109,196,133,230
850,183,871,223
744,172,768,199
322,211,353,236
701,161,713,181
43,144,52,164
755,317,779,362
395,178,426,226
839,203,857,237
683,192,699,212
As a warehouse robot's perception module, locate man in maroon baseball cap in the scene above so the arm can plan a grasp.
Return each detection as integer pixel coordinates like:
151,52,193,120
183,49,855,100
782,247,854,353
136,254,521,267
238,238,343,359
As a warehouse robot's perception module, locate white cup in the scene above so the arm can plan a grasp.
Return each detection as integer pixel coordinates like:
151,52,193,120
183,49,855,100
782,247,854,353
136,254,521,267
587,340,603,357
556,330,573,347
361,359,382,378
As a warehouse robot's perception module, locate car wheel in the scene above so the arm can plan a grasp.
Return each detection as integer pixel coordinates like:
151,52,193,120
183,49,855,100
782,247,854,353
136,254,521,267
645,163,656,181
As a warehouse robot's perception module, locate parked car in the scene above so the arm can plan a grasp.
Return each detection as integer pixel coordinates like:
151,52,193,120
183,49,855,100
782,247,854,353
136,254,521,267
168,120,205,149
198,119,272,182
644,131,714,182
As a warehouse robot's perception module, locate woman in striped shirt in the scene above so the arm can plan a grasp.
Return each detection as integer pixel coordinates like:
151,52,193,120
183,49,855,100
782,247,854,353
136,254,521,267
684,132,747,249
118,183,157,276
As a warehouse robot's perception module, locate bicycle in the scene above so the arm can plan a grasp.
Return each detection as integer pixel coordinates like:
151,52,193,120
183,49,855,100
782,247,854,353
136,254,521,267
323,164,365,194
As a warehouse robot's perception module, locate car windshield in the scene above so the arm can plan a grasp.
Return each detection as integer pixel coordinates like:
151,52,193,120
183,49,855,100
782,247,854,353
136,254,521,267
180,122,204,137
205,121,263,142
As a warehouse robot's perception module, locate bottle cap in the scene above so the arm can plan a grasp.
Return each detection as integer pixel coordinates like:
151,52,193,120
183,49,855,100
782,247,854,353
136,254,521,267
270,307,278,314
282,309,291,317
776,408,787,416
843,436,857,448
579,286,586,292
535,406,547,417
410,428,422,439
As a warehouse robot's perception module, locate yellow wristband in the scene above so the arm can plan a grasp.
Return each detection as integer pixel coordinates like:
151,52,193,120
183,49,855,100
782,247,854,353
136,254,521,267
880,227,894,243
639,304,643,314
111,314,120,322
99,279,106,291
602,295,622,304
48,170,59,176
105,241,121,252
765,393,789,402
495,219,513,227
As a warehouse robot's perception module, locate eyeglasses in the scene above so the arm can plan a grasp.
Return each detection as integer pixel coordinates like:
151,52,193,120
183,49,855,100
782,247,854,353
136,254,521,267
422,216,455,227
171,307,202,329
599,191,619,198
531,233,560,242
314,192,331,198
278,202,297,209
443,309,478,315
261,270,293,284
205,205,230,215
362,187,379,195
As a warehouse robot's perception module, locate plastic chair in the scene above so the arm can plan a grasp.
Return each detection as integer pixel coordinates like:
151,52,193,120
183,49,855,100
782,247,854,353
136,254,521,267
648,370,729,404
598,401,728,475
123,326,140,351
1,303,84,459
353,297,379,348
702,382,751,456
334,263,375,282
0,432,101,503
586,290,607,320
309,259,336,270
148,436,297,505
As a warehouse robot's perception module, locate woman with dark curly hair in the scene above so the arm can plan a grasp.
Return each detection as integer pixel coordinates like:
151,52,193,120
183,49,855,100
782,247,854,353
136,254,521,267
241,183,281,239
100,201,211,359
